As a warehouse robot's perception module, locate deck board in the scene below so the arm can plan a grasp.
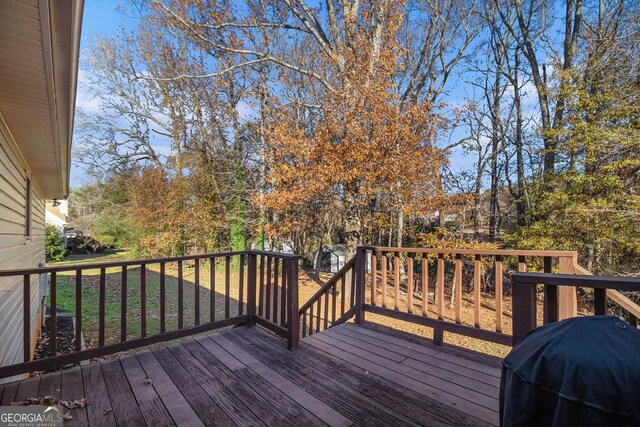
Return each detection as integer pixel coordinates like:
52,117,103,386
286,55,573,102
323,327,500,396
81,363,116,427
150,346,235,426
119,355,175,427
212,333,352,427
335,325,501,386
135,350,204,427
100,359,147,427
0,381,18,405
0,323,501,426
244,326,489,426
60,367,88,426
227,327,418,426
305,332,499,424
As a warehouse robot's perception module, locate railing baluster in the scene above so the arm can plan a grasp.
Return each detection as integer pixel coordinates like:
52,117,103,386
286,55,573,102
247,252,257,327
280,261,287,327
121,266,127,342
341,275,346,316
332,283,337,324
50,272,57,356
316,300,321,333
594,288,607,315
194,260,200,326
258,255,265,317
225,256,231,319
286,258,299,350
407,254,414,314
381,254,388,308
474,255,481,328
75,270,82,351
437,254,445,320
178,261,184,330
160,262,166,333
273,258,279,324
371,252,377,306
422,255,428,316
23,274,30,363
350,263,355,309
394,253,400,310
495,255,503,333
302,311,307,337
454,254,462,324
518,256,527,272
209,258,215,322
309,304,314,336
99,268,106,347
324,286,329,329
238,254,245,316
543,256,557,324
265,257,272,320
141,264,147,337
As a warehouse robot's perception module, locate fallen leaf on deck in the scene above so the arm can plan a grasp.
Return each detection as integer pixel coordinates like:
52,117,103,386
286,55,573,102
11,396,58,406
59,398,88,409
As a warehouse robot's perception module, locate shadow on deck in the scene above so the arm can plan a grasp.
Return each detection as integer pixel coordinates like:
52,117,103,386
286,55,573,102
0,323,500,426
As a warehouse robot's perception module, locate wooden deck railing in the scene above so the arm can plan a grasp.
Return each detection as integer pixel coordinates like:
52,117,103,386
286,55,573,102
360,247,584,346
298,256,357,337
0,250,300,379
512,273,640,344
297,246,584,346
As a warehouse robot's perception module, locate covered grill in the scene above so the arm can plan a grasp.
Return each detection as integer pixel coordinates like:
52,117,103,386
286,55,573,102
500,316,640,426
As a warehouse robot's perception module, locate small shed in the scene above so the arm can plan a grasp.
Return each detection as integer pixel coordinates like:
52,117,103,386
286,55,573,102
313,245,346,273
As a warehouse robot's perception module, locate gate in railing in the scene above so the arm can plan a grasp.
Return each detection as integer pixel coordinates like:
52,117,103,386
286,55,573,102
0,250,300,379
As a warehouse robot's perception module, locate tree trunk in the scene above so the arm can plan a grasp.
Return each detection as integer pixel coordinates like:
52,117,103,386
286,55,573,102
344,203,362,260
488,62,501,241
513,50,527,227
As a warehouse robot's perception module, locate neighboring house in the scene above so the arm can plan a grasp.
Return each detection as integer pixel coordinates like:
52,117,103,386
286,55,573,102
45,200,68,229
0,1,83,381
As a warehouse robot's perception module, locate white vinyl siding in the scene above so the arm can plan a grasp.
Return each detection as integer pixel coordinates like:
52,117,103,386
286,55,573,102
0,119,46,383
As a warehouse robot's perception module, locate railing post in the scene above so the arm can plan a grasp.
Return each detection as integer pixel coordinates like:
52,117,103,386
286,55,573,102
23,274,31,363
355,247,367,324
558,255,578,319
286,257,299,350
512,274,537,345
247,251,257,327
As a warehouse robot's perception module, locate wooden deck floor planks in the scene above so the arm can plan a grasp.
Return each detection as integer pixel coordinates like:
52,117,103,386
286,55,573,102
228,328,421,426
322,327,500,398
0,323,502,426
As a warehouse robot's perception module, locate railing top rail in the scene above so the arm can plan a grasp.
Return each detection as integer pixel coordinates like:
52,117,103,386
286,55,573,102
0,250,299,277
250,250,303,260
512,272,640,291
367,246,578,257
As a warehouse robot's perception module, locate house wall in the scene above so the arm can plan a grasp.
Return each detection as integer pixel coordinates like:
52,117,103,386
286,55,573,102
0,116,46,383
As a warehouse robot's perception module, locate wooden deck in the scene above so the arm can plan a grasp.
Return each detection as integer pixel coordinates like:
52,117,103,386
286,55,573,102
0,324,501,426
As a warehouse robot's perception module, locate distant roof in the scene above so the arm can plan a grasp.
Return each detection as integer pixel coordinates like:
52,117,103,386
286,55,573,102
321,244,346,256
0,0,84,198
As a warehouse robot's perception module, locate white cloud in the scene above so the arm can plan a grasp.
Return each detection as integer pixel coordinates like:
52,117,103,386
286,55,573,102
75,68,101,114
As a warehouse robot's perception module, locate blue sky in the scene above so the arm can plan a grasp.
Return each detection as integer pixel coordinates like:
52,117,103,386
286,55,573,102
72,1,134,186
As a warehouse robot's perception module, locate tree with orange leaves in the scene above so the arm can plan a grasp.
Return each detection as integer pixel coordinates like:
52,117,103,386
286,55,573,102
261,11,446,257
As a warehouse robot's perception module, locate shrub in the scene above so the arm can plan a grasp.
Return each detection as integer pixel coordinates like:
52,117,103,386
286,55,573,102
45,224,65,262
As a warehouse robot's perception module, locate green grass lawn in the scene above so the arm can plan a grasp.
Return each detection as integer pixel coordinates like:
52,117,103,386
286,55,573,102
48,252,247,347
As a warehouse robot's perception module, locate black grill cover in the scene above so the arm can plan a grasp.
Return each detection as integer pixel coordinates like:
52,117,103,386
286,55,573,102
500,316,640,426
